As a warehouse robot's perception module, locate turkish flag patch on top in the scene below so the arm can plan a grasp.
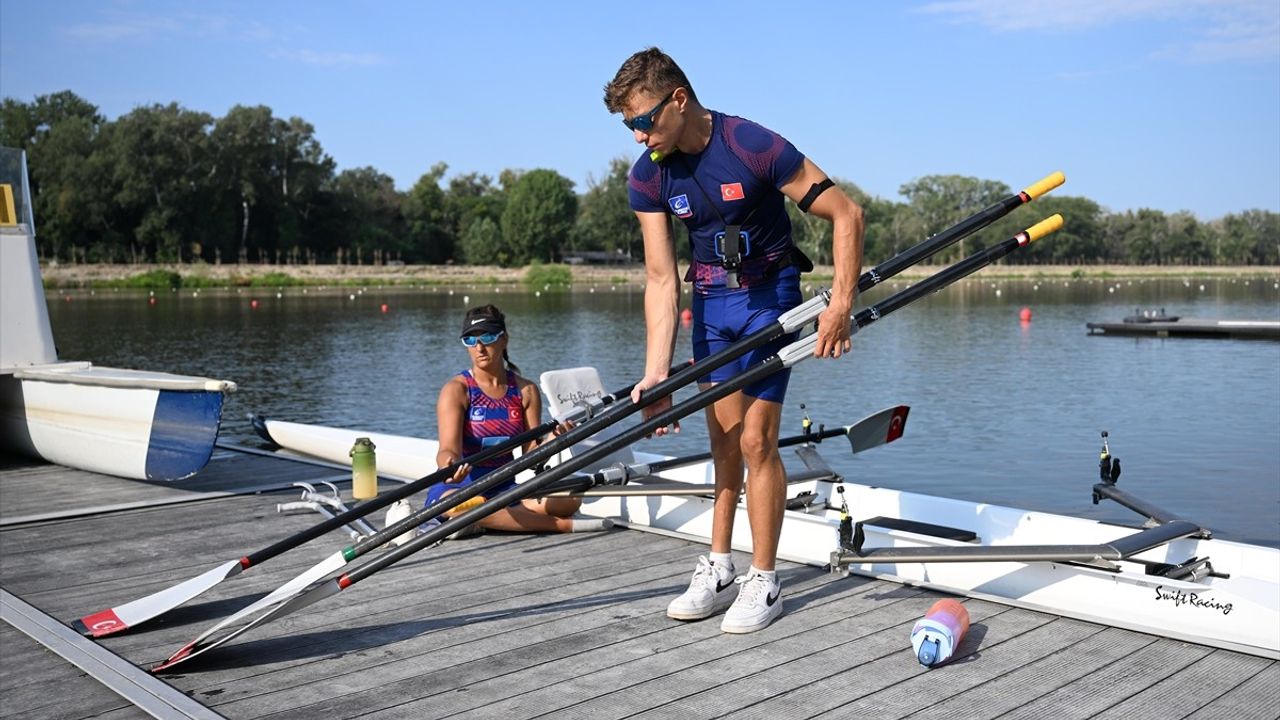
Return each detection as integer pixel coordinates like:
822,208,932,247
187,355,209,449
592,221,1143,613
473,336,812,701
720,182,745,202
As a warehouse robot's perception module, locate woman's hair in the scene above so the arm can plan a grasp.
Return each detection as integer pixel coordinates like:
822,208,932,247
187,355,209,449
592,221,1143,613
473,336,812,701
462,304,520,374
603,47,696,114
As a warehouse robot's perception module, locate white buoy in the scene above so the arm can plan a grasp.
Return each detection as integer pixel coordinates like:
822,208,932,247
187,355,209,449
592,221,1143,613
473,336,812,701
349,294,356,300
995,288,1002,297
535,291,541,298
463,295,470,304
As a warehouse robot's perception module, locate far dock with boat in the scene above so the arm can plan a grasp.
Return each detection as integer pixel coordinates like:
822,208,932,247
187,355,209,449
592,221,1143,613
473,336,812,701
1087,308,1280,340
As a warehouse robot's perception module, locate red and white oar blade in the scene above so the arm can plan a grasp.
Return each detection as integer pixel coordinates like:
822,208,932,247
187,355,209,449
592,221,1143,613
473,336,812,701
151,575,343,672
846,405,910,455
71,559,244,638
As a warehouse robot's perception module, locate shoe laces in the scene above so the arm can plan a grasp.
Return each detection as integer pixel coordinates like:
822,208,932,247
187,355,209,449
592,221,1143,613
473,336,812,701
734,572,774,607
690,556,728,590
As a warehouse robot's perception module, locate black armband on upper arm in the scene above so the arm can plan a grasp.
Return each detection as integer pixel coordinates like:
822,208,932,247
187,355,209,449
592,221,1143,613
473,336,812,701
798,178,835,213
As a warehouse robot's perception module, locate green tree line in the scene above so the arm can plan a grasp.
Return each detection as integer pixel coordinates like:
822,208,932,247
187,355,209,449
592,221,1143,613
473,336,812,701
2,91,1276,267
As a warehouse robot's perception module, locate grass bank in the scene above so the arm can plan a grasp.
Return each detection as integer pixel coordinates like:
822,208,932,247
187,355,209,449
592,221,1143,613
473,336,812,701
39,261,1280,290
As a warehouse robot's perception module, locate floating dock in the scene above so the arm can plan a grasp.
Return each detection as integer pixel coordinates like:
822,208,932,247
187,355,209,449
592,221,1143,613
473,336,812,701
2,446,1277,719
1087,317,1280,340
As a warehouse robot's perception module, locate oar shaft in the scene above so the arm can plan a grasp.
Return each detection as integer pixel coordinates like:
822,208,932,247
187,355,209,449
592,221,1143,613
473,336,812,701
640,425,849,474
342,216,1062,587
859,171,1063,291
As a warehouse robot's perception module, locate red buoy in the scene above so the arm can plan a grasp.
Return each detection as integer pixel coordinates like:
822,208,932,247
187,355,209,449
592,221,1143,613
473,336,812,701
250,299,259,309
148,297,157,306
380,303,389,313
1019,307,1032,322
680,308,693,326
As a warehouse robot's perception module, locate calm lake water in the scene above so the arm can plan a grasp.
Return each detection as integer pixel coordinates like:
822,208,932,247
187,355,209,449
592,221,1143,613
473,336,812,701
45,274,1280,547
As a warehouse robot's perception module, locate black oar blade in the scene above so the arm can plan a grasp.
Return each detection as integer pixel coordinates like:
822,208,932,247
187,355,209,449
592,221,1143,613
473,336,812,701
847,405,910,455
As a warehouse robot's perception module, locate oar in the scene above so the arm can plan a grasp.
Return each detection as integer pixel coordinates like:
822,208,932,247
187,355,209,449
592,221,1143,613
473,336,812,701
150,192,1060,670
82,172,1060,639
149,291,828,671
151,214,1061,672
553,469,838,498
537,403,910,494
72,380,642,638
241,171,1060,568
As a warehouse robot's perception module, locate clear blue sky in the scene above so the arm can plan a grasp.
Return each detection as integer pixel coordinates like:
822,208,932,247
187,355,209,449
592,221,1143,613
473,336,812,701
2,1,1277,219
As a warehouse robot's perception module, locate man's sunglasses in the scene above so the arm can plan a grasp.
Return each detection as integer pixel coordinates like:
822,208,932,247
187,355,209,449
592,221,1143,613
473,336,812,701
461,331,505,347
622,90,675,132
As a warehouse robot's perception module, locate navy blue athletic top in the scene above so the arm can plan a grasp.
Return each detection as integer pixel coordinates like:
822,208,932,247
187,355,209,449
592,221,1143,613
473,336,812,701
628,111,805,293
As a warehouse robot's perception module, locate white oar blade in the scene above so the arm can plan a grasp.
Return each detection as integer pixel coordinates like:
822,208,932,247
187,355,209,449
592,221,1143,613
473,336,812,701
72,559,244,638
152,577,342,673
846,405,910,455
151,550,347,668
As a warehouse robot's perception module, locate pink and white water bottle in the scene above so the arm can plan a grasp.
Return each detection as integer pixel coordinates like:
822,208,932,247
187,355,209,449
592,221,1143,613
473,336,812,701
910,598,970,667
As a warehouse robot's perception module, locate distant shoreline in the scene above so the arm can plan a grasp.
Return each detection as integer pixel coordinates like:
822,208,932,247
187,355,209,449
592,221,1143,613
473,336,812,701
39,262,1280,289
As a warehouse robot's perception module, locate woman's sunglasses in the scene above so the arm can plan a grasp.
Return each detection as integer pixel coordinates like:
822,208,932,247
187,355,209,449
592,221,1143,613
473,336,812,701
622,90,675,132
461,331,505,347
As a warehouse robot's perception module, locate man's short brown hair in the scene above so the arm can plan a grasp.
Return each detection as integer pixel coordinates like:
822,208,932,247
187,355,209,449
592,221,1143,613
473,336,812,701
603,47,696,114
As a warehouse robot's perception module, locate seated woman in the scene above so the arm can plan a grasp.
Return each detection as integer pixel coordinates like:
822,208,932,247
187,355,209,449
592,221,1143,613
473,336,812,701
428,304,609,535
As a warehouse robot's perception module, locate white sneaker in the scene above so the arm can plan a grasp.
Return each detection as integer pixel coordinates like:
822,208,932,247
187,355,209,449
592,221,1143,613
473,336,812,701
720,570,783,634
667,556,737,621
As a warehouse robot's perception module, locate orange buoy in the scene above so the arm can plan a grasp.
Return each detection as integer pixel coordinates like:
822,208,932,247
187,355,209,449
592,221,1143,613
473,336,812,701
680,308,693,325
1019,307,1032,322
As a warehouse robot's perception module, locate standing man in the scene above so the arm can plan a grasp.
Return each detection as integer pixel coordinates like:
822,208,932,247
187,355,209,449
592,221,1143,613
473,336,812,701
604,47,864,633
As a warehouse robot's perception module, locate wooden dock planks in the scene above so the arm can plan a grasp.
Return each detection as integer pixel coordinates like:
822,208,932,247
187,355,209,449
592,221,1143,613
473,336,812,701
2,448,1276,719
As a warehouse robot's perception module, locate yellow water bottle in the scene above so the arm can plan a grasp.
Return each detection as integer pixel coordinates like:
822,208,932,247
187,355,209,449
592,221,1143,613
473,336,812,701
350,437,377,500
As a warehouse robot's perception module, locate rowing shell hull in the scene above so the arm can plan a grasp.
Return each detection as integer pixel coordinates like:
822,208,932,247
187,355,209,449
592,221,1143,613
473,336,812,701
252,415,560,484
577,478,1280,659
252,415,443,480
0,364,234,481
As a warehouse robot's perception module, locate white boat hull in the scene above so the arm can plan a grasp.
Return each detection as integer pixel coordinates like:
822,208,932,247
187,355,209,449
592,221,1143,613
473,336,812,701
251,416,1280,660
576,480,1280,660
253,415,442,480
1,151,236,482
0,365,233,481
